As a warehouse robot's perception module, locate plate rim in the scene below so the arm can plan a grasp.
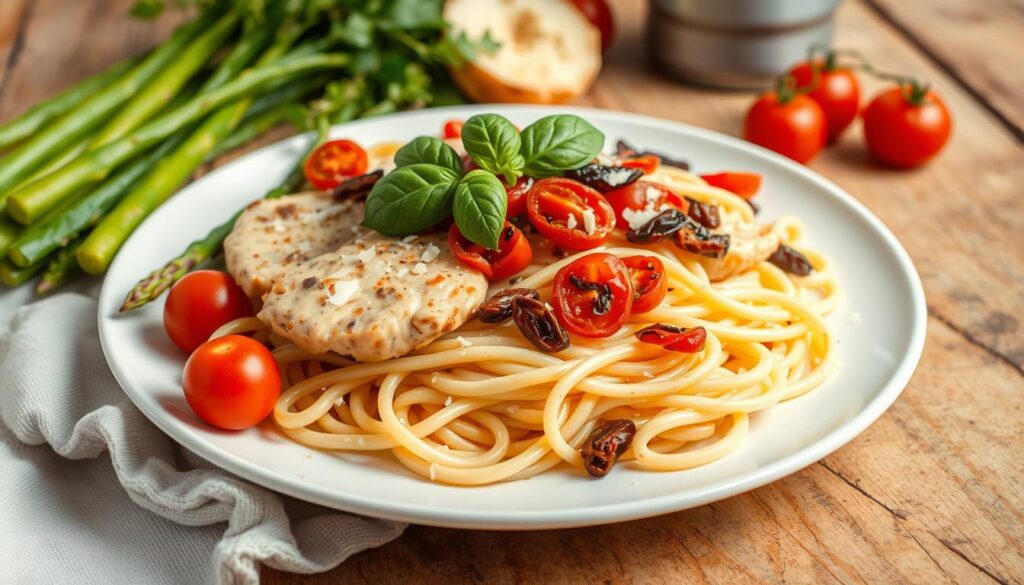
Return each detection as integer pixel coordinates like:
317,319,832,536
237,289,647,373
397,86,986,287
98,104,927,529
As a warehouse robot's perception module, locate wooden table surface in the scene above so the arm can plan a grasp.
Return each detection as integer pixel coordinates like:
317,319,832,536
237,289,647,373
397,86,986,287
2,1,1022,583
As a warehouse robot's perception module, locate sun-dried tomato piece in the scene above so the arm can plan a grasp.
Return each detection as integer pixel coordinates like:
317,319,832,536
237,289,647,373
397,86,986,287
477,288,541,323
332,169,384,201
635,324,707,353
674,217,730,259
625,208,688,244
564,164,643,193
684,196,721,229
768,245,813,276
581,419,637,477
512,296,570,352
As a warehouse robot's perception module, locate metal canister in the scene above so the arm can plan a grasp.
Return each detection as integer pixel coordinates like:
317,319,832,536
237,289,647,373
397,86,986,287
648,0,842,89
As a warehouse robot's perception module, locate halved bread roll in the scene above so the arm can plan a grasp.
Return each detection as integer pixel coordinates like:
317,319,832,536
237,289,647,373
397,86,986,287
445,0,602,104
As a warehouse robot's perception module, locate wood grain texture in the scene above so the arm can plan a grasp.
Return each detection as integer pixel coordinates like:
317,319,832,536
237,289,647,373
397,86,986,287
0,1,1021,583
865,0,1024,141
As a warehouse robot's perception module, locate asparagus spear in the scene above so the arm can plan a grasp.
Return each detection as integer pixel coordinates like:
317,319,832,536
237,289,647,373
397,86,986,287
0,217,22,256
87,12,240,148
5,52,350,226
0,11,215,199
0,56,140,151
36,237,84,295
119,122,327,312
77,24,307,274
0,257,47,287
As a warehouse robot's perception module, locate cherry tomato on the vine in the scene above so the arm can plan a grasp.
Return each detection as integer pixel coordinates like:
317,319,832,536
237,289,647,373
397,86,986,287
303,139,368,190
570,0,615,52
526,178,615,250
699,172,763,199
448,222,533,281
744,86,827,164
552,253,633,338
862,84,951,168
789,59,861,143
604,180,686,230
164,270,252,354
183,335,281,430
622,255,668,314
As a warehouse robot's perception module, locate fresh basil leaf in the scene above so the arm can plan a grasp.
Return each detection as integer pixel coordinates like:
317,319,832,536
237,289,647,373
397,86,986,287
520,114,606,178
394,136,463,175
462,114,524,186
452,170,507,249
362,164,459,236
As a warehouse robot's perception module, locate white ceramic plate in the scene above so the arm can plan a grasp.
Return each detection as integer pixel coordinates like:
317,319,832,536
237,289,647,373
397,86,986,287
98,105,926,530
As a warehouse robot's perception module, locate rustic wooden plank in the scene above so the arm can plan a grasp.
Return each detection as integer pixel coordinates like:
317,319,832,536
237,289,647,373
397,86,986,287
864,0,1024,141
0,0,184,123
0,0,30,102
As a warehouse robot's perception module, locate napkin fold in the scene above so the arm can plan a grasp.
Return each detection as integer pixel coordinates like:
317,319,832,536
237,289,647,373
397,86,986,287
0,293,405,585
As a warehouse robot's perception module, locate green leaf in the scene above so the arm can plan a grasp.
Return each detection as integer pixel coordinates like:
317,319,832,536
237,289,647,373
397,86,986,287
520,114,606,178
462,114,524,186
131,0,165,19
394,136,463,175
362,164,459,236
453,170,507,249
338,12,376,49
385,0,445,30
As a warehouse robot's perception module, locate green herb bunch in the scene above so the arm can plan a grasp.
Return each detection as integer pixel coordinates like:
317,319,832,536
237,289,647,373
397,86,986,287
362,113,605,248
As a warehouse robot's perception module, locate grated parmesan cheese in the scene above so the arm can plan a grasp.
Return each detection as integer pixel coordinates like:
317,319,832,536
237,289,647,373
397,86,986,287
411,262,428,275
397,267,409,278
402,235,419,243
581,208,597,235
428,463,439,481
355,246,376,264
444,396,453,406
566,214,578,229
421,243,441,263
605,167,635,187
456,336,471,348
326,279,360,306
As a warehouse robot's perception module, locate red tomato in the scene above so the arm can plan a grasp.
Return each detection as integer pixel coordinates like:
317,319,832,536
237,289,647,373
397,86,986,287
448,222,533,281
526,178,615,250
862,85,952,168
789,60,861,143
443,119,464,139
303,139,368,190
619,154,659,175
636,324,707,353
570,0,614,51
604,180,687,230
623,255,667,314
699,172,763,199
505,176,534,219
183,335,281,430
552,253,633,338
164,270,252,354
744,91,827,164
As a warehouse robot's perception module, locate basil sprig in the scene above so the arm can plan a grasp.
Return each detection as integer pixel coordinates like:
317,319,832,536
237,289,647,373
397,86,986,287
362,164,460,236
520,114,605,178
394,136,463,176
452,170,507,249
362,112,606,249
461,114,524,186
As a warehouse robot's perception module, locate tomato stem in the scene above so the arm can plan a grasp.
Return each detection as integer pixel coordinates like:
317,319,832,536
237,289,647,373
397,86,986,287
806,45,931,106
774,75,798,105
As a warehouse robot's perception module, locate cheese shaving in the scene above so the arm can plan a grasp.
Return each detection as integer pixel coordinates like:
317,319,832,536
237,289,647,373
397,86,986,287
581,208,597,235
411,262,428,275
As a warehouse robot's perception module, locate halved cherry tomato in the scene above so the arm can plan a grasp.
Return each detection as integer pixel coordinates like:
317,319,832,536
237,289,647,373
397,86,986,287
699,172,763,199
505,176,534,219
552,253,633,338
862,84,951,168
623,255,667,314
448,222,533,281
443,119,464,139
619,154,660,175
303,139,368,190
636,324,707,353
164,270,252,354
183,335,281,430
604,180,687,230
570,0,615,52
526,178,615,250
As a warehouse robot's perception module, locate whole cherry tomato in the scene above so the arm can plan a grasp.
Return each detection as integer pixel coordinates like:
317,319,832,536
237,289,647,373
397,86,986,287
164,270,252,354
443,119,464,139
789,57,861,143
744,83,827,164
303,139,368,190
448,222,533,281
183,335,281,430
552,253,633,338
570,0,614,52
700,172,763,199
622,255,668,314
505,176,534,219
862,84,952,168
604,180,686,230
526,178,615,250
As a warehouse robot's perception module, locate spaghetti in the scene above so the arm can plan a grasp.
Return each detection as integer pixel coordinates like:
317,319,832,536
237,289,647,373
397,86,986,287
214,165,838,486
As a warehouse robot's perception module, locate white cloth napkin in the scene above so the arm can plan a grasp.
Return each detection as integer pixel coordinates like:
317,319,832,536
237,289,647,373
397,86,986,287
0,290,406,585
